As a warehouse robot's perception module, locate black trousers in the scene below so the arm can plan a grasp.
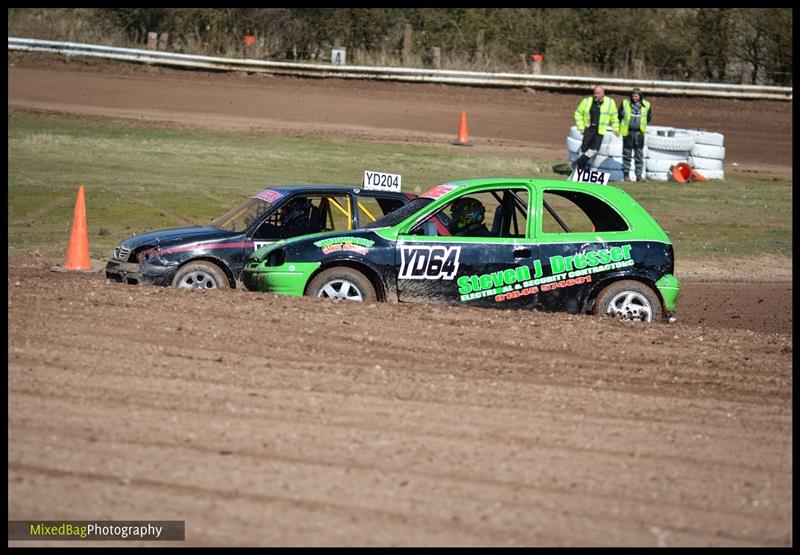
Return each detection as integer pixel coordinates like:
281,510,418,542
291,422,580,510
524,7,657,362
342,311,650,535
623,130,645,177
577,126,604,169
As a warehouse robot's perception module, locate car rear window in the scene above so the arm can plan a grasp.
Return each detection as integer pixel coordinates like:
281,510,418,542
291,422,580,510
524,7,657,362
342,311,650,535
365,197,434,229
355,196,406,227
542,190,628,233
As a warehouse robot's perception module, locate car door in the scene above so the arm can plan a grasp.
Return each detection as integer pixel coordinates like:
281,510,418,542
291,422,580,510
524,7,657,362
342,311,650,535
395,186,534,308
531,186,632,314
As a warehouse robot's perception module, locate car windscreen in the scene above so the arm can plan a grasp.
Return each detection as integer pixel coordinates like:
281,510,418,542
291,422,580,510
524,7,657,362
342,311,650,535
365,197,434,229
210,197,275,232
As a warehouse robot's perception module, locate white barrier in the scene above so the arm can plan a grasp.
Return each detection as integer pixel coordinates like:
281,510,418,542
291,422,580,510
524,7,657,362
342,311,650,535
567,124,727,181
8,37,792,101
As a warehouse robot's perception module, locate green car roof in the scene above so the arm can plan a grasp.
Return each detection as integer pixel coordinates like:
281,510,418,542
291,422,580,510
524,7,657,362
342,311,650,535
406,177,670,243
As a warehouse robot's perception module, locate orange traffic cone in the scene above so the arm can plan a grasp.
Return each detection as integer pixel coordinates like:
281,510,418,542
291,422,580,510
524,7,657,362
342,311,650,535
452,111,471,146
691,169,708,182
63,185,91,270
671,162,692,183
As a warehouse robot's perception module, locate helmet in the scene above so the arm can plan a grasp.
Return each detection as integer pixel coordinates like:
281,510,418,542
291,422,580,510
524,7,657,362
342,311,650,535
450,197,485,232
282,197,312,227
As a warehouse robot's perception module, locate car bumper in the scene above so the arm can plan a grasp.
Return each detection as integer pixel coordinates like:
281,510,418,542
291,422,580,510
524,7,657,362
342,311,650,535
655,273,681,314
105,260,175,286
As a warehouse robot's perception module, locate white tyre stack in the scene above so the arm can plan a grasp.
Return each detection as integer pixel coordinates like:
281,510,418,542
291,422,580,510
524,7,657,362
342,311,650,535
685,129,726,179
643,126,694,181
566,124,725,182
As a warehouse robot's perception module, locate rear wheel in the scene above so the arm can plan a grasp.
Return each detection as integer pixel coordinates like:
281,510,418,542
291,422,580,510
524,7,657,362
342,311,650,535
307,267,376,302
172,261,229,289
593,280,662,322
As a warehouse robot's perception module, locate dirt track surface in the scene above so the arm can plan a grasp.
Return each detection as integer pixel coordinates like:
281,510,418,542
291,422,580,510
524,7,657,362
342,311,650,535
7,54,793,546
7,53,792,174
8,251,792,546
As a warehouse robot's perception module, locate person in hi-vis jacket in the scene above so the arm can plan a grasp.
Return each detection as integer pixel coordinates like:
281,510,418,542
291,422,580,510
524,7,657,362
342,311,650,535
573,85,619,170
618,87,652,181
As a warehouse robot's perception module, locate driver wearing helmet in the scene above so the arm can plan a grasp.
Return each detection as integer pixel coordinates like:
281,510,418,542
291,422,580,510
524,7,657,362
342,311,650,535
280,197,316,236
449,196,491,237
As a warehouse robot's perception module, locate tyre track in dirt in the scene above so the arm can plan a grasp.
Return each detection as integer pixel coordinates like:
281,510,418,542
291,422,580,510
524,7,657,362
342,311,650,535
11,280,791,403
8,254,791,546
10,398,788,544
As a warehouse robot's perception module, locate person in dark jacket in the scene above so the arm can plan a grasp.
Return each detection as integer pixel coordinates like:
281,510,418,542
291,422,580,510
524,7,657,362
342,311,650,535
618,87,652,181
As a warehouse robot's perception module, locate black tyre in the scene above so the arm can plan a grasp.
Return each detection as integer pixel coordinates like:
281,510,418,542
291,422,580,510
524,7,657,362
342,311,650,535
306,267,376,302
593,280,662,322
172,261,229,290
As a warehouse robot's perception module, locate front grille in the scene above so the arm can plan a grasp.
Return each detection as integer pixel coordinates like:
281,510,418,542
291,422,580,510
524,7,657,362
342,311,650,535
114,246,131,261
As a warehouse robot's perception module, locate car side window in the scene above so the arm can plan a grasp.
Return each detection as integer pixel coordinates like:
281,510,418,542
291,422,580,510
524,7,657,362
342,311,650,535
409,188,528,238
319,195,353,232
252,195,350,240
541,190,628,233
493,190,528,238
355,196,406,228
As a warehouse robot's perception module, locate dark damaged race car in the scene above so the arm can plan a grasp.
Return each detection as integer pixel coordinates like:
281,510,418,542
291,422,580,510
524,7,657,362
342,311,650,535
242,178,681,322
106,186,413,288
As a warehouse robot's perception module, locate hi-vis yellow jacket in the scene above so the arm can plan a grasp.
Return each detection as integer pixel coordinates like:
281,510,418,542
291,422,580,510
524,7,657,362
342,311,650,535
574,96,619,135
619,98,652,136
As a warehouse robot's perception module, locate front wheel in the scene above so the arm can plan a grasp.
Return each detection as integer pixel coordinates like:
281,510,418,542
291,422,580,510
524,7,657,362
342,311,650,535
593,280,662,322
306,267,376,302
172,261,229,289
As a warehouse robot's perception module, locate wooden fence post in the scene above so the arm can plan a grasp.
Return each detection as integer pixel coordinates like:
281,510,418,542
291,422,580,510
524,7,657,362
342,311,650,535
402,24,412,66
147,32,157,50
633,58,644,79
432,47,441,70
243,35,257,58
740,63,753,84
531,54,544,74
475,30,484,64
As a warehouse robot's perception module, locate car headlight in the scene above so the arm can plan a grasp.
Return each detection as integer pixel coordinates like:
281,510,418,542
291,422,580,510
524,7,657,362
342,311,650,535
137,247,158,263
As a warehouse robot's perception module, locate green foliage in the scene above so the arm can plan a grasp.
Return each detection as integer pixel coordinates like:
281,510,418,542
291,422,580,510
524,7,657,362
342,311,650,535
8,8,792,82
731,8,793,85
89,8,172,43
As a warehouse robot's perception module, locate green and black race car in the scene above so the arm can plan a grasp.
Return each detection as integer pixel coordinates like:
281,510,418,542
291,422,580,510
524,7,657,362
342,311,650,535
242,178,680,322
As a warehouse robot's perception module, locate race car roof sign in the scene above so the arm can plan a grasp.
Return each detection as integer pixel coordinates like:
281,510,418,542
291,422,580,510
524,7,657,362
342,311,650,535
570,169,610,185
363,170,402,192
253,189,287,204
420,183,457,199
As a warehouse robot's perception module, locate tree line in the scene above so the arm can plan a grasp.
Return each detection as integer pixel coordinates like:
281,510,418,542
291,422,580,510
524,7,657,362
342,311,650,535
9,8,792,85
